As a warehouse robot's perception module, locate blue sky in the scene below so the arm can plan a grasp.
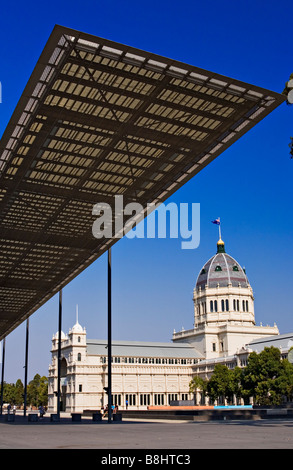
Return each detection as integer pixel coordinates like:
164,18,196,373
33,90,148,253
0,0,292,383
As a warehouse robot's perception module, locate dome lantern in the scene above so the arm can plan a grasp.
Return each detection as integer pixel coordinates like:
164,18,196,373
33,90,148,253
217,237,225,253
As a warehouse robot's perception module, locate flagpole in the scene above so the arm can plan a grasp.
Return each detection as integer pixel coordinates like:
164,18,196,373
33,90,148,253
218,218,221,239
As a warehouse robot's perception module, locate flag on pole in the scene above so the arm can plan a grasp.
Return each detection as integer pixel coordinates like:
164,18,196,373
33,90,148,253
212,217,222,240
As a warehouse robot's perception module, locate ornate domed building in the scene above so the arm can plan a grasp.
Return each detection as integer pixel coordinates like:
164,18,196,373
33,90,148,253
48,235,283,412
172,237,279,359
194,237,255,331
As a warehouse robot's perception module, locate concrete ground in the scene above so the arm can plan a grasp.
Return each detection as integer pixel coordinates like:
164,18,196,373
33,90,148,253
0,413,293,453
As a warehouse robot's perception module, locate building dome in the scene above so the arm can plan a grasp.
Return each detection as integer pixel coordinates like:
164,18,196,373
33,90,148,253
71,321,84,333
196,238,249,289
52,330,67,340
69,305,85,334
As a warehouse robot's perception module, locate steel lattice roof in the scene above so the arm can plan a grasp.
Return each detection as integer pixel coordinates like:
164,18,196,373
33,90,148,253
0,25,285,339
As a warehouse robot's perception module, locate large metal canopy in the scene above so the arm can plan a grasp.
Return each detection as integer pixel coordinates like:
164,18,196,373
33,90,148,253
0,25,285,339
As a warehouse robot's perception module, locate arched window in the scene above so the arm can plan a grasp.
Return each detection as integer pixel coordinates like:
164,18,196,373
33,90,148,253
78,353,81,361
210,300,214,312
221,299,225,311
233,299,236,311
214,300,218,312
225,299,229,311
246,300,249,312
237,300,239,311
60,358,67,378
242,300,245,311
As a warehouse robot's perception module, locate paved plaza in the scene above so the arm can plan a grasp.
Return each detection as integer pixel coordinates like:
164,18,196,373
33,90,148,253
0,414,293,451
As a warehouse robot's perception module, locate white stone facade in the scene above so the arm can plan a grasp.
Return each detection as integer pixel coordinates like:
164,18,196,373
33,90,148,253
48,332,200,413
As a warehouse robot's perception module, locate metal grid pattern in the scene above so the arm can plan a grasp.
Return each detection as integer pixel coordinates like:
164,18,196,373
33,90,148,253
0,25,285,339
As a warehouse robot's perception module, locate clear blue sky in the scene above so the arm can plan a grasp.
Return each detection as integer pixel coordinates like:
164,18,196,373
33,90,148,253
0,0,292,383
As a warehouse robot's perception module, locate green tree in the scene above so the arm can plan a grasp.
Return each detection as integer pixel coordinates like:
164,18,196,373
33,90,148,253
27,374,40,407
206,364,235,404
27,374,48,407
38,376,48,406
241,347,285,405
189,375,208,404
14,379,24,406
0,382,15,405
231,366,244,403
273,358,293,402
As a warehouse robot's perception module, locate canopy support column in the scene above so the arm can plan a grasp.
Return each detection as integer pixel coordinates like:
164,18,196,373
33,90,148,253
23,319,29,417
107,248,112,423
57,289,62,419
0,338,5,415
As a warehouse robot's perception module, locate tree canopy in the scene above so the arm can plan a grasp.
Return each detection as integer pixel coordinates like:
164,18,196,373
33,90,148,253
0,374,48,407
190,347,293,406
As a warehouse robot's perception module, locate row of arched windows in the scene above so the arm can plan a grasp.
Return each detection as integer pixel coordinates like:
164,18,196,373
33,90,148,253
210,300,219,312
243,300,249,312
221,299,229,312
197,299,250,314
196,299,249,315
233,299,249,312
197,302,207,315
208,299,249,313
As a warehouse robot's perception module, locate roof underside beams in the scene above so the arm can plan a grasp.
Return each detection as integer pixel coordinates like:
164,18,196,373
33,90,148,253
0,25,285,339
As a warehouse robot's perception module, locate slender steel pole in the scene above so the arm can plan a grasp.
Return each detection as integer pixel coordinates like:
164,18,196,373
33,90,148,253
23,318,29,417
0,338,5,415
107,248,112,423
57,289,62,419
